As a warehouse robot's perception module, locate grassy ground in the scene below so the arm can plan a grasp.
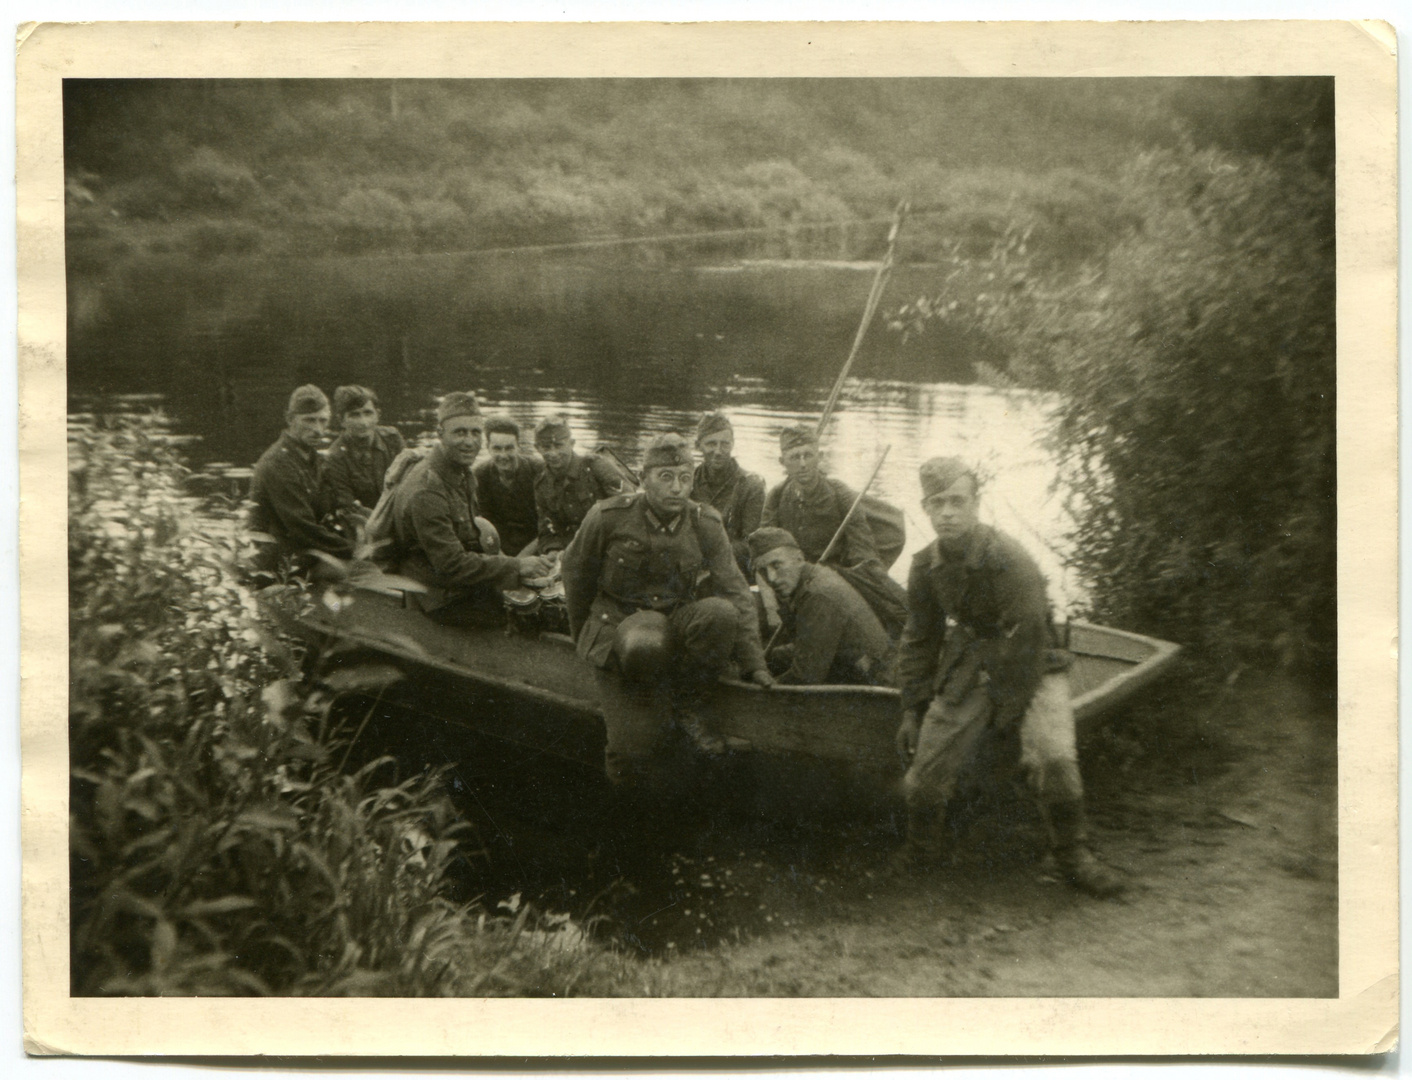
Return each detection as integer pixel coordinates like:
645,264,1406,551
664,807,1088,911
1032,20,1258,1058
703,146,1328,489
424,669,1336,998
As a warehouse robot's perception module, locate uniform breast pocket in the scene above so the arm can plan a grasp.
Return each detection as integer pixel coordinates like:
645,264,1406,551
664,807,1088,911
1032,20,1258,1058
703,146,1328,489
604,538,648,593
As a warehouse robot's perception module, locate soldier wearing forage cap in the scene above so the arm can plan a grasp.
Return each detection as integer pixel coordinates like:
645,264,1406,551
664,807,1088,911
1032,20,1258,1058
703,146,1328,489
562,432,774,783
324,384,407,518
532,413,630,555
391,392,553,627
692,411,766,574
748,526,895,687
761,424,908,637
248,384,352,566
893,457,1125,897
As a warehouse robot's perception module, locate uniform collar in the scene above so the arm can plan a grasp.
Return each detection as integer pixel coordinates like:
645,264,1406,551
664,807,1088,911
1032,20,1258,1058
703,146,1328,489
696,457,740,489
335,428,380,452
547,452,584,481
429,443,473,483
924,525,990,572
643,501,684,535
785,472,830,502
279,432,320,464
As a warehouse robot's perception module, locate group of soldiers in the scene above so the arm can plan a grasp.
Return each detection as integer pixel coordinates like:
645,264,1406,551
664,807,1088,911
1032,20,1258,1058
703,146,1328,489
248,382,1125,898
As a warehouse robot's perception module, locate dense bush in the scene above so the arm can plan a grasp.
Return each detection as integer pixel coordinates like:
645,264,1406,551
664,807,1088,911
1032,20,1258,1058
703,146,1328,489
893,146,1335,680
64,78,1331,265
69,415,615,994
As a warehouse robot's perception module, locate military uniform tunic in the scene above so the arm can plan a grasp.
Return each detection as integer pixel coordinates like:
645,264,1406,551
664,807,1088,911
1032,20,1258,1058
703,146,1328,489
772,563,895,686
562,492,766,674
761,473,909,637
473,455,544,556
692,457,765,572
391,444,520,619
534,452,628,554
762,474,880,567
896,523,1081,814
248,433,352,560
323,425,406,513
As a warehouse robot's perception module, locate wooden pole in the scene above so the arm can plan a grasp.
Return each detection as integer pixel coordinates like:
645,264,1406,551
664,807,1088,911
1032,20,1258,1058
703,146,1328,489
815,200,909,440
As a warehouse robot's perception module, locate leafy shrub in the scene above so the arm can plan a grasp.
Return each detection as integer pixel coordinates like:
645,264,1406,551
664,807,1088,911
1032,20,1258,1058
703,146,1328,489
68,414,613,994
893,146,1335,680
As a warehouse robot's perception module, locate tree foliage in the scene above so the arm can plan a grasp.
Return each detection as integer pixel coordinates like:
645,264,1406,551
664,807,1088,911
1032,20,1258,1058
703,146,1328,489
69,415,614,994
894,146,1335,679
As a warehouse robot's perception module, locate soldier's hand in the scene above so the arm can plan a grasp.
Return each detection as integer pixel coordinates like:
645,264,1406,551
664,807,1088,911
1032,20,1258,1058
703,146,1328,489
748,668,776,689
515,555,554,580
896,710,922,763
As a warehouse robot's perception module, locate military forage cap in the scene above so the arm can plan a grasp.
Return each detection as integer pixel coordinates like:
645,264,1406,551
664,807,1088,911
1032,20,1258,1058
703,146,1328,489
533,414,573,445
642,432,694,469
436,391,481,425
779,424,819,452
695,411,733,443
747,526,802,561
286,384,329,418
919,456,980,500
333,384,378,419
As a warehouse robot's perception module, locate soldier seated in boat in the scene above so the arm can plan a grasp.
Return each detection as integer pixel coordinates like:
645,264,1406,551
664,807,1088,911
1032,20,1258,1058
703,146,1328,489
561,432,774,784
893,457,1125,897
692,411,766,575
248,384,353,570
532,414,629,557
761,424,908,637
473,416,544,557
390,392,552,627
323,384,406,527
748,526,895,686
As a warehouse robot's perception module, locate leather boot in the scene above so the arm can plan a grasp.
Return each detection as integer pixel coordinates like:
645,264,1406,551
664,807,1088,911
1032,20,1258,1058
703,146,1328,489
886,806,947,876
1045,798,1126,898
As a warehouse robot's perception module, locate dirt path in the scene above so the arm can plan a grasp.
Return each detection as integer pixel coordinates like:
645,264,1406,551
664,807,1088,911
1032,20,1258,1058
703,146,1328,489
388,669,1335,997
623,672,1337,997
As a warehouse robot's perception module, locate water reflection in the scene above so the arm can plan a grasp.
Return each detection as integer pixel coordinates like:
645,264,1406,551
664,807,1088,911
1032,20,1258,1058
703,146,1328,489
68,259,1077,606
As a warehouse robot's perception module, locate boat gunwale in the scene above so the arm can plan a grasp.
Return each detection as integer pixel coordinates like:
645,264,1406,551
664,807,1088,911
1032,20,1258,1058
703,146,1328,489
296,595,1180,718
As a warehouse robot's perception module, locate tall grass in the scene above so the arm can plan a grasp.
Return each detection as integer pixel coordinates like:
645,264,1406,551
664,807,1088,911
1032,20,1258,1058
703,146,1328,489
69,414,629,995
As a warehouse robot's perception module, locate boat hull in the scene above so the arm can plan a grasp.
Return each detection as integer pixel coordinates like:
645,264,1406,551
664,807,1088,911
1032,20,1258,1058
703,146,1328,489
283,587,1180,789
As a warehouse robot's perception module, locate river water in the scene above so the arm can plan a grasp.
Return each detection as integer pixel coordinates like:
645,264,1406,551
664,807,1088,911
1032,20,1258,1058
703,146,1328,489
68,256,1078,605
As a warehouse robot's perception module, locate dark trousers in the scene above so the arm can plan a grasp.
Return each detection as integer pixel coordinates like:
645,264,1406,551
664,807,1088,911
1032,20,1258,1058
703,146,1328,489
597,597,737,784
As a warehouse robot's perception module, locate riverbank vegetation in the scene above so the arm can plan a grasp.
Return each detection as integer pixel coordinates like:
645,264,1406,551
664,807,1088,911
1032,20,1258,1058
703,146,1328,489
65,78,1328,268
69,415,628,994
893,134,1335,682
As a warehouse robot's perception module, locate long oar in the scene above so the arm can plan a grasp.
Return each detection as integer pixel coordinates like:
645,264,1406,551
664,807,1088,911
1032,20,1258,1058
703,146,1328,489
815,200,909,440
764,445,891,653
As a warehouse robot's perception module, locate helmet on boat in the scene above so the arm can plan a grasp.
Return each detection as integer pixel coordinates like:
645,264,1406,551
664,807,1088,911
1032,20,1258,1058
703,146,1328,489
613,610,671,682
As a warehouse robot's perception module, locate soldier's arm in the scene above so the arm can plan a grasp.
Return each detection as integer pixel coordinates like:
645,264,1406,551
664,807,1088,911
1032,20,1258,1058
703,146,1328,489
896,556,943,714
407,489,520,590
760,483,781,527
699,510,767,674
560,504,605,639
535,481,567,555
979,542,1051,727
322,451,361,514
588,453,628,498
778,588,846,685
264,458,354,557
732,473,767,568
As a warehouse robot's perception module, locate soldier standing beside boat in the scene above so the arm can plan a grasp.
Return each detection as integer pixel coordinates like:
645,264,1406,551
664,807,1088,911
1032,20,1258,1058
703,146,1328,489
893,457,1125,897
761,425,908,637
561,432,774,786
248,384,353,569
532,414,630,556
691,411,765,575
323,384,406,529
473,416,544,557
748,526,896,687
390,392,552,627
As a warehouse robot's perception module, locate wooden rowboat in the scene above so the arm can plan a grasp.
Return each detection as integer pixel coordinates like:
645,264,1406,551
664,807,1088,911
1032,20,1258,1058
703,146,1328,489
282,584,1180,789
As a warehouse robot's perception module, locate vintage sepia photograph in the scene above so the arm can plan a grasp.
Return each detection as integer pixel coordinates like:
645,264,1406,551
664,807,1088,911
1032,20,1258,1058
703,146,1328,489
19,20,1397,1058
